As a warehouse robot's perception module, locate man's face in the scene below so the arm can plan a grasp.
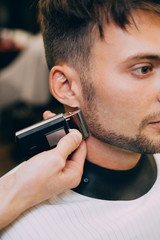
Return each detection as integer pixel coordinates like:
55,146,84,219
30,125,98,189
80,10,160,154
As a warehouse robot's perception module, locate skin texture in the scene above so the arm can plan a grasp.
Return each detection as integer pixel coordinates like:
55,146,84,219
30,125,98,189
50,10,160,170
81,11,160,169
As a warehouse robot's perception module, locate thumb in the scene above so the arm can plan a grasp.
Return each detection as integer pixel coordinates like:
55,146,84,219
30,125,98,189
62,141,87,188
56,130,83,159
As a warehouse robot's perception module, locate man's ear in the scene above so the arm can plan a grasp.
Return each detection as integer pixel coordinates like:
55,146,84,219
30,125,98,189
49,65,81,108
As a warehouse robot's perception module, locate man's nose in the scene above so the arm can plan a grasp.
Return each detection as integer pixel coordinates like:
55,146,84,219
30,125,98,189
156,79,160,102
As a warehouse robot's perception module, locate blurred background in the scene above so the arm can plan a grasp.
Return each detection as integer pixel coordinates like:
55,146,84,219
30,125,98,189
0,0,63,176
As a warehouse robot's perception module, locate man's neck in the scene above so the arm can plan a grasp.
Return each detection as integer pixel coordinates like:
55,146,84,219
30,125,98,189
86,135,141,170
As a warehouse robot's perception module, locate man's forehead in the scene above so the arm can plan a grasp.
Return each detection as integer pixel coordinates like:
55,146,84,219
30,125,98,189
89,10,160,70
93,10,160,48
102,10,160,37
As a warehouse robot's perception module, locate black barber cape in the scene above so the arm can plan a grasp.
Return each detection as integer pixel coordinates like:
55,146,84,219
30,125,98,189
73,155,157,201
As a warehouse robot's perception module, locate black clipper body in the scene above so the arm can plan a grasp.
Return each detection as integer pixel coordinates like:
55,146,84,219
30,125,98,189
15,110,89,160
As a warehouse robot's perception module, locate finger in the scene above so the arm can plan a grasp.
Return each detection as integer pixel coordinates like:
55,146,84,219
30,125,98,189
56,130,82,159
66,141,87,171
71,141,87,165
63,141,87,188
43,111,55,120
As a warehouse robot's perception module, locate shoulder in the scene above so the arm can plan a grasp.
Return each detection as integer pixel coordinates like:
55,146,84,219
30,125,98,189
154,153,160,162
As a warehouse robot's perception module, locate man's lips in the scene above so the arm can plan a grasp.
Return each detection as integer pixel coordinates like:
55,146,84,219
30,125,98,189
149,121,160,124
149,121,160,129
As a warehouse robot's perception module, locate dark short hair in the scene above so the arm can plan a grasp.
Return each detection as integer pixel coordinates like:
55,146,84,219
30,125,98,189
38,0,160,71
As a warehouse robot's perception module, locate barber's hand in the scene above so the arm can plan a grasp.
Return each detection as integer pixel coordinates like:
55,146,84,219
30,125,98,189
0,111,87,229
17,127,87,207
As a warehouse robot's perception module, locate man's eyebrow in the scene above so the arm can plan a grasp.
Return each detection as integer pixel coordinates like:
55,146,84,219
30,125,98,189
124,54,160,63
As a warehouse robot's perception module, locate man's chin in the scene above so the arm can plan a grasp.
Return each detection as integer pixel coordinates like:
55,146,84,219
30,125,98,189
91,130,160,154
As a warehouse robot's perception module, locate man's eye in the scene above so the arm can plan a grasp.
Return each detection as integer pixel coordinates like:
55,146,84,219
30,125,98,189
133,65,153,76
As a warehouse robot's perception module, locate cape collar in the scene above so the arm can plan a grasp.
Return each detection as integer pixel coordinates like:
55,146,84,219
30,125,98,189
73,155,157,201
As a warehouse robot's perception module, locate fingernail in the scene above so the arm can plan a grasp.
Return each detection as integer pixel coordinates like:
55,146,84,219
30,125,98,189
70,131,82,145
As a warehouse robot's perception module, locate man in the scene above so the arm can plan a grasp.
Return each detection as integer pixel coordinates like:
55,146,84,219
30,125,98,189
1,0,160,239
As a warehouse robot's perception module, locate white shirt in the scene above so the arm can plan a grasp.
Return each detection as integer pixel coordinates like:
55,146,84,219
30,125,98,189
1,154,160,240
